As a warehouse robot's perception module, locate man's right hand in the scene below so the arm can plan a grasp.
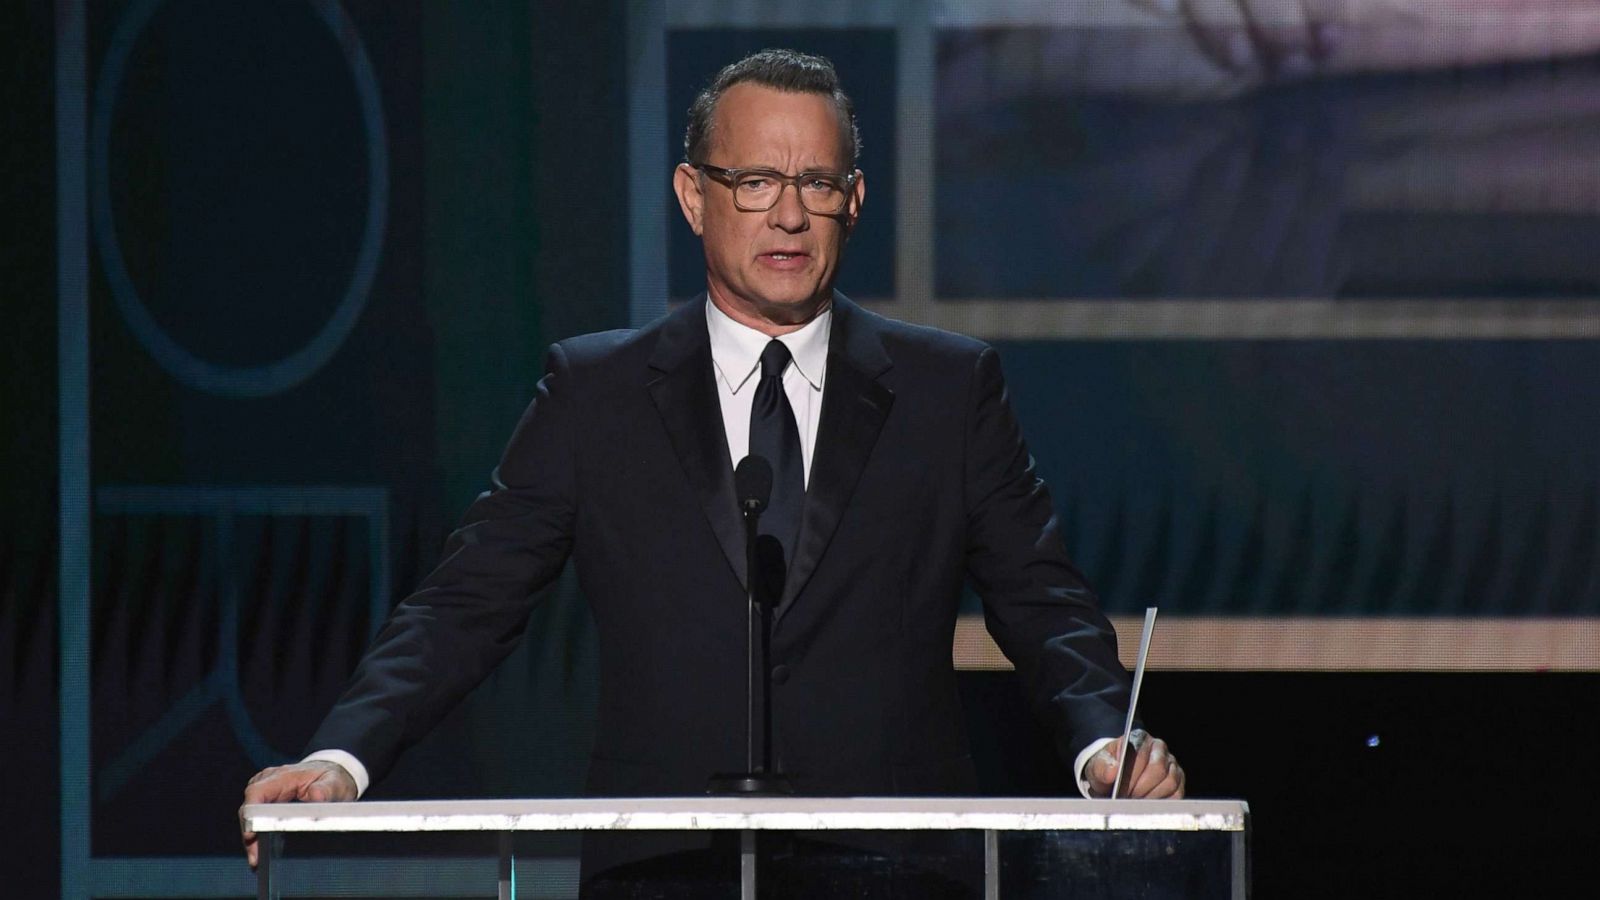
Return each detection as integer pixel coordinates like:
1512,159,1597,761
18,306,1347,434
239,760,358,868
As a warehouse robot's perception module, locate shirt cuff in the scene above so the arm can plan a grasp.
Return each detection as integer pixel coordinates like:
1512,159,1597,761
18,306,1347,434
1074,737,1117,799
302,749,370,798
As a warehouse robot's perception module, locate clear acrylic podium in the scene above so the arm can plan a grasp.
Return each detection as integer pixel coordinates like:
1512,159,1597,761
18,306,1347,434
243,796,1249,899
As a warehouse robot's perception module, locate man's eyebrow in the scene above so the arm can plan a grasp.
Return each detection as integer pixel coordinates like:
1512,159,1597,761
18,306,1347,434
739,162,847,173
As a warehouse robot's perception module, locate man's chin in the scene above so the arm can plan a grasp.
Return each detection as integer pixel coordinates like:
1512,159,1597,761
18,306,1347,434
707,278,832,327
756,294,830,324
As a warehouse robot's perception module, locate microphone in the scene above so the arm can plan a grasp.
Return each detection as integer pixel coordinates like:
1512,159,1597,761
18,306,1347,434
735,455,772,515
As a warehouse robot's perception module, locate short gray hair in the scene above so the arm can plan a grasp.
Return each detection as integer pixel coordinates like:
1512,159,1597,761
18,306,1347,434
683,48,861,168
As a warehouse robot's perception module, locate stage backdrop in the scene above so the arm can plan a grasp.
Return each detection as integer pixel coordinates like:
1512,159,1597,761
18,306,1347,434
32,1,628,896
635,3,1600,672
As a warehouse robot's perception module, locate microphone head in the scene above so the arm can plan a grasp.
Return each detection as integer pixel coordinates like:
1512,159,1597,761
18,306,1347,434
735,455,773,513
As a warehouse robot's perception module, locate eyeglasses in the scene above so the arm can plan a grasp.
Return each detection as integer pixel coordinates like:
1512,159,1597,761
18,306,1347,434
693,163,857,215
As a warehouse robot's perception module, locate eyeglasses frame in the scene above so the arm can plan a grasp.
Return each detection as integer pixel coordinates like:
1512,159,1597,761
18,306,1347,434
691,162,859,215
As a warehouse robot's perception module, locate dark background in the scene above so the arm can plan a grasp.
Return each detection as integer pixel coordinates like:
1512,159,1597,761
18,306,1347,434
4,2,1597,897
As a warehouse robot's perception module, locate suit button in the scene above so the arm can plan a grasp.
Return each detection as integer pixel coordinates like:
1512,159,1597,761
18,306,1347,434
771,664,791,685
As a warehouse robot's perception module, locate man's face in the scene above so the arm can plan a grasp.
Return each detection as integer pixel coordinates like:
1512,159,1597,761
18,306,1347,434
674,83,865,330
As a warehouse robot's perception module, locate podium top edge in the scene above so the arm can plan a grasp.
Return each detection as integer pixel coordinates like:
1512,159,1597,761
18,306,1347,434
243,797,1249,833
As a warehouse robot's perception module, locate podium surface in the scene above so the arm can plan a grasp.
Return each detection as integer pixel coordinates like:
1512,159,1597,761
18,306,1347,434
244,797,1249,899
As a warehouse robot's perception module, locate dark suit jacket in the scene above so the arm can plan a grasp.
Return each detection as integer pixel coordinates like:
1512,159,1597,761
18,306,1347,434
307,292,1131,874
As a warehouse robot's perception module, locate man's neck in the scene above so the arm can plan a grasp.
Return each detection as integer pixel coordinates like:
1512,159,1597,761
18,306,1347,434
706,286,831,337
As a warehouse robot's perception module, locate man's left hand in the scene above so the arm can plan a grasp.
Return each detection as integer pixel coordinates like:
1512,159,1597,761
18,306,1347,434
1085,729,1186,799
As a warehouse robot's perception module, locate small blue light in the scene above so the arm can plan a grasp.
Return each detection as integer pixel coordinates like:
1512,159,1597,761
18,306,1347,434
1366,735,1381,748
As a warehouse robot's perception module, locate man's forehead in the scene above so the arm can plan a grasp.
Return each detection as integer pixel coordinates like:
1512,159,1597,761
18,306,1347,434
707,83,850,168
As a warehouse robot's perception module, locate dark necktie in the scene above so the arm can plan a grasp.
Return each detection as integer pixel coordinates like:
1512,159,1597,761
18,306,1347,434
747,339,805,604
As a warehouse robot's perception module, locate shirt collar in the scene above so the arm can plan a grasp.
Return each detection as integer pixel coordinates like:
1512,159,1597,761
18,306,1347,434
706,298,830,395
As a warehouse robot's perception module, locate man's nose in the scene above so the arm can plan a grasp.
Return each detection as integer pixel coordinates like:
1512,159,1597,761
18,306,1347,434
767,183,809,231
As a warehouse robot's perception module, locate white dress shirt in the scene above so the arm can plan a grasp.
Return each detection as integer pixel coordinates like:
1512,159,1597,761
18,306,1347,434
307,298,1109,798
705,298,829,484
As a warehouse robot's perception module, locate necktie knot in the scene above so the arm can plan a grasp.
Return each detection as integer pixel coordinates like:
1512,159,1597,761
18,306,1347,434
759,339,792,380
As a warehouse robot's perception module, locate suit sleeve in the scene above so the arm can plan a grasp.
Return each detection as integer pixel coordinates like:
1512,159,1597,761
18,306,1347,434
304,343,580,785
962,345,1133,768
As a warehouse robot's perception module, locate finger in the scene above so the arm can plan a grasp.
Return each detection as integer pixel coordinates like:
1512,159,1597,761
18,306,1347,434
241,780,281,868
1161,758,1187,799
1087,747,1119,795
1099,739,1132,796
1128,738,1163,796
241,768,305,867
244,781,297,806
241,810,258,869
1142,766,1182,799
1141,754,1184,799
243,770,312,806
1166,762,1187,799
1105,734,1143,796
1125,733,1154,792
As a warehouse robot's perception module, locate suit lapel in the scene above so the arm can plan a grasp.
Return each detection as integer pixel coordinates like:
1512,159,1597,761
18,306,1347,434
776,294,894,622
647,298,747,588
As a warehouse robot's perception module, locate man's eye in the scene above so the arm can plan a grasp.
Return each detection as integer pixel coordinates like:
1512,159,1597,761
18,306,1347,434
740,178,773,191
802,178,838,193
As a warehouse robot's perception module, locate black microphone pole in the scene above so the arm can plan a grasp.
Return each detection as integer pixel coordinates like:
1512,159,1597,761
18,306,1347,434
739,457,768,780
709,456,789,795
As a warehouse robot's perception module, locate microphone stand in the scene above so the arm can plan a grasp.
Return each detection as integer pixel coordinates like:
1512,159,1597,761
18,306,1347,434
708,495,792,796
709,458,792,899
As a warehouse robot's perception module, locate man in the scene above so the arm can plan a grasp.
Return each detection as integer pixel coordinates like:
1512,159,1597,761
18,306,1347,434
241,48,1183,888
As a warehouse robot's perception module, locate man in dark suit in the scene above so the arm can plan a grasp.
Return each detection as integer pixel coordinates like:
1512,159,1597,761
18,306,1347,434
241,48,1184,887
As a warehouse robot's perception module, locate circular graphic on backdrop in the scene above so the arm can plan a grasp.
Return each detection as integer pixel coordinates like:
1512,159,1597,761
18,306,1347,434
91,0,389,398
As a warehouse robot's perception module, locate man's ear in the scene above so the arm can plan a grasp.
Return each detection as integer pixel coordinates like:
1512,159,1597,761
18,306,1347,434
845,168,866,236
673,163,705,235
